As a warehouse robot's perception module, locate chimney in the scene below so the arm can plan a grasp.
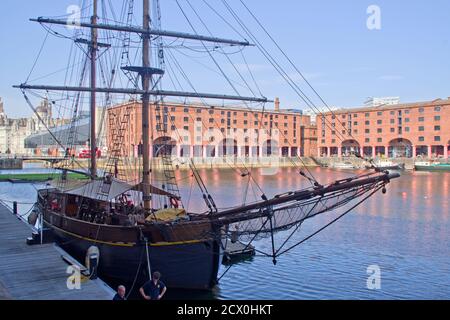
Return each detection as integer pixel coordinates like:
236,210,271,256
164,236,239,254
274,97,280,112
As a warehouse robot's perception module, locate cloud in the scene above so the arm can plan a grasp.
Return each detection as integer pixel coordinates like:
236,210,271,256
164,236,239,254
379,75,404,81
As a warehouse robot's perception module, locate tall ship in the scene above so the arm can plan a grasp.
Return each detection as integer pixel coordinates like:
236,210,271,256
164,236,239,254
15,0,399,291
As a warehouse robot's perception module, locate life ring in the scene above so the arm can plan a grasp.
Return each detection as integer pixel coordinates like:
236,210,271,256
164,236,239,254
170,197,179,209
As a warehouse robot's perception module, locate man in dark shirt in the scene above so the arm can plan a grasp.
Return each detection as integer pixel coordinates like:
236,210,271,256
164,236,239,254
140,271,167,300
113,285,126,301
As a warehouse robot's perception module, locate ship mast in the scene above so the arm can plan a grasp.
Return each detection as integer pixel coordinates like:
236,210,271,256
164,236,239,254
89,0,98,178
142,0,152,210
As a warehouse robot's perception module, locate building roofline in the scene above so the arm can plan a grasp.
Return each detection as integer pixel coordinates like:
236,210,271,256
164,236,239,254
321,98,450,115
107,100,310,118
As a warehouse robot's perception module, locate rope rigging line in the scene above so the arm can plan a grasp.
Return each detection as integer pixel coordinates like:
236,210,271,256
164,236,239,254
177,0,320,185
219,0,360,154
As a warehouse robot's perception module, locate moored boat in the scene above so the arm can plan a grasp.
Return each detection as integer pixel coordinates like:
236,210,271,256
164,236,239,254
414,162,450,172
366,160,405,171
331,161,357,169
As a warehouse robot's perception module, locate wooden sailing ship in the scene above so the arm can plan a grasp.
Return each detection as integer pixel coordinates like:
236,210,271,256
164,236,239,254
15,0,399,291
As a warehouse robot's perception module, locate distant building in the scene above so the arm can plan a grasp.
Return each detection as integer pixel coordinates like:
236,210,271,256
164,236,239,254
317,98,450,159
364,97,400,107
24,106,107,155
0,98,71,155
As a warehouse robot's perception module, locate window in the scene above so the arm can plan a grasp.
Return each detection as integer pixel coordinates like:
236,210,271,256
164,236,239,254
390,111,395,115
390,128,395,133
365,113,370,118
331,131,336,135
390,119,395,124
377,138,383,143
419,107,424,113
354,121,358,126
184,108,189,113
435,107,441,112
196,109,202,113
321,139,325,144
365,121,370,125
419,126,424,132
435,116,441,121
419,137,425,142
377,128,382,133
209,110,214,115
331,139,336,144
365,129,370,134
183,126,189,131
419,117,424,122
405,127,410,132
196,117,201,122
184,117,189,122
377,120,382,125
434,136,441,142
434,125,441,131
209,118,214,123
405,110,410,114
377,112,383,116
365,138,370,143
405,118,410,123
171,107,176,112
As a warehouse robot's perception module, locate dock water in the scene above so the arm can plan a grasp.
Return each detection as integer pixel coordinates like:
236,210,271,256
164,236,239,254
0,203,114,300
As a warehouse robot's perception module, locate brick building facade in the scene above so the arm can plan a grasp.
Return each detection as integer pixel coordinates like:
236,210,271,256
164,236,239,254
107,99,317,159
317,98,450,159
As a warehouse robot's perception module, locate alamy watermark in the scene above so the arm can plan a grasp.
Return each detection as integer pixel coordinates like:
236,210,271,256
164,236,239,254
66,265,82,290
367,5,382,30
66,5,81,29
366,265,381,290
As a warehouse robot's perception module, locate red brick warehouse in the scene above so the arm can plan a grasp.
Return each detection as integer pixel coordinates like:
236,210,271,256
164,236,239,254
107,98,317,159
317,98,450,159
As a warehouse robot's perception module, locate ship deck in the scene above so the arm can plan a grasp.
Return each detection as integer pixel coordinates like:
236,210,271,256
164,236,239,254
0,203,115,300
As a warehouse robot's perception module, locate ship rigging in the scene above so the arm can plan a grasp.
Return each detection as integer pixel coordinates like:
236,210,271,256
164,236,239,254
14,0,399,292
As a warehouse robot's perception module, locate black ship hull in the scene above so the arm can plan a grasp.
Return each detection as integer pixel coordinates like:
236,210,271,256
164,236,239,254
48,222,222,291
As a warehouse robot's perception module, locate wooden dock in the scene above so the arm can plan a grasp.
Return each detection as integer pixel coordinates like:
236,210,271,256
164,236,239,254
0,203,115,300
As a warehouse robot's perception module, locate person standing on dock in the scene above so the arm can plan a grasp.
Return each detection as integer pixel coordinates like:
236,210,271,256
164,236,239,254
113,285,127,301
139,272,167,301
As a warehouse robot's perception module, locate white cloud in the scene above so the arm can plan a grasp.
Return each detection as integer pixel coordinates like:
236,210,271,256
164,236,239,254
379,75,404,81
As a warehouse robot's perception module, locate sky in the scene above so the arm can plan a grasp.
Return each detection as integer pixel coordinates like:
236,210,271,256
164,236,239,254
0,0,449,118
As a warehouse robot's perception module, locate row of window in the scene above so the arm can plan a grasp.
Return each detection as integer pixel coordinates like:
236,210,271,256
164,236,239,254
328,106,443,120
328,115,441,128
321,136,443,144
156,106,300,121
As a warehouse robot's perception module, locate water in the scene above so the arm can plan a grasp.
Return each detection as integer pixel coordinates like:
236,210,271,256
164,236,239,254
1,165,448,300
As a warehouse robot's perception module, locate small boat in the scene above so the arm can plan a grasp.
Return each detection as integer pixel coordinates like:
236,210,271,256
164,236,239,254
414,162,450,172
366,160,405,171
331,161,356,169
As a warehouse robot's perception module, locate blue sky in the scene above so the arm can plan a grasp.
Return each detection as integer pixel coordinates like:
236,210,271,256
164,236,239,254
0,0,449,118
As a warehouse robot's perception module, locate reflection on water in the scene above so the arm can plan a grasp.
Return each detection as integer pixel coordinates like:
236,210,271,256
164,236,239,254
175,167,449,300
1,165,448,300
